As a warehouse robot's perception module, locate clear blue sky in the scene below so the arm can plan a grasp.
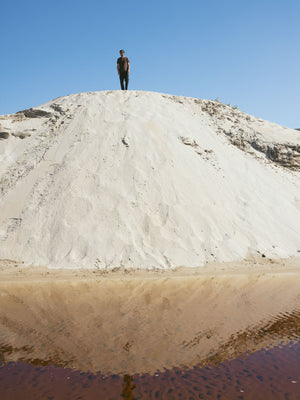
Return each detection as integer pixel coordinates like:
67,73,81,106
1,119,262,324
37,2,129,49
1,0,299,128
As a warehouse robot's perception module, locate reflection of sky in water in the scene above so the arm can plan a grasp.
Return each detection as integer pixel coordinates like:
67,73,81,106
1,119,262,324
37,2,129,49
0,274,299,398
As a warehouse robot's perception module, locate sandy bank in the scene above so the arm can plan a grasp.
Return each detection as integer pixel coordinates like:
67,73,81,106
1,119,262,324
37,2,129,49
0,256,299,282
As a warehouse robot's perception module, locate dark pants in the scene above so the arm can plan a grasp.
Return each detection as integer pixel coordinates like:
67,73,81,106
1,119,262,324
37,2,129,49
119,71,129,90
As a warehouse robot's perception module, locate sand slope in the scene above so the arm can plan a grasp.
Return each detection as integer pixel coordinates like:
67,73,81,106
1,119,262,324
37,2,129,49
0,91,299,269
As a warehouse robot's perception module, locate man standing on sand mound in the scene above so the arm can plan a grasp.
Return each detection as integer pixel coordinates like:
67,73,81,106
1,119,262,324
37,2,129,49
117,49,130,90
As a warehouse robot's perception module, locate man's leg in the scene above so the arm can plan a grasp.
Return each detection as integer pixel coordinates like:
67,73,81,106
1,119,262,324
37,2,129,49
120,74,125,90
125,73,129,90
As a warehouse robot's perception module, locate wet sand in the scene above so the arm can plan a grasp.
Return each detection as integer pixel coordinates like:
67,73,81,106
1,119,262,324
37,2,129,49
0,255,299,281
0,257,299,376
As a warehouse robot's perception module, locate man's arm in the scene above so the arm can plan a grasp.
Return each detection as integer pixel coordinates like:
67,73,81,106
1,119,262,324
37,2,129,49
127,59,130,74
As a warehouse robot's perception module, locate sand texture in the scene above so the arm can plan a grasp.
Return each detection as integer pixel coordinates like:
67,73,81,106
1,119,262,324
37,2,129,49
0,91,299,269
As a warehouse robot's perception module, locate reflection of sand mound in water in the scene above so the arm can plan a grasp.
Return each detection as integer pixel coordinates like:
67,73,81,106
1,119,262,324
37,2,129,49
0,272,299,375
0,91,300,269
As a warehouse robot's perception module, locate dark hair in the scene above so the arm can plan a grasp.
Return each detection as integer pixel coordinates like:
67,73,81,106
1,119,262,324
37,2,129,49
120,49,125,53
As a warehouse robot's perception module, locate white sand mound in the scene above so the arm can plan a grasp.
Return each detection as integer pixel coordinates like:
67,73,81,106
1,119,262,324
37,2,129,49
0,91,299,269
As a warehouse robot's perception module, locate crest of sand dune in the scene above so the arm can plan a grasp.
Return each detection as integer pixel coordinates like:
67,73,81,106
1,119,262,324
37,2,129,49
0,91,299,269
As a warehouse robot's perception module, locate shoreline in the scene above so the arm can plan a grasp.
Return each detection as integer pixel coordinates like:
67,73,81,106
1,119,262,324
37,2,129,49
0,256,299,283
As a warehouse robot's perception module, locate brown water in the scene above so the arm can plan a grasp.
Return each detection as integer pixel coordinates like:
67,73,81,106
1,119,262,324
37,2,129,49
0,273,299,399
1,342,299,399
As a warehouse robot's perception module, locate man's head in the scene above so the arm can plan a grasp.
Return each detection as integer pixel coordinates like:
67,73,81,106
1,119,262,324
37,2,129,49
120,49,125,56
